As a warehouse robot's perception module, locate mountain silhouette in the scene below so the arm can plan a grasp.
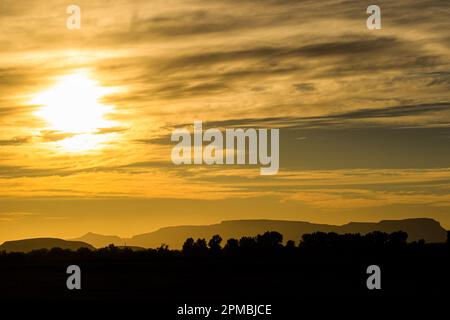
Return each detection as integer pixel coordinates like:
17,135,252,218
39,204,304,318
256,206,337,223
71,232,124,248
0,238,95,253
73,218,447,249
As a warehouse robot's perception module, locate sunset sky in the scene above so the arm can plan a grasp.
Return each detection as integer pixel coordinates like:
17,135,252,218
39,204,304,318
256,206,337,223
0,0,449,242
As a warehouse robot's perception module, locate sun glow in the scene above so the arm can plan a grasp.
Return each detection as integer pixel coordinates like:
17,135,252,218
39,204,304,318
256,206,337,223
31,71,119,152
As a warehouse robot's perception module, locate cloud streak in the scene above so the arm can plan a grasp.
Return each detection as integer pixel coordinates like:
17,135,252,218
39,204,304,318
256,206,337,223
0,0,449,239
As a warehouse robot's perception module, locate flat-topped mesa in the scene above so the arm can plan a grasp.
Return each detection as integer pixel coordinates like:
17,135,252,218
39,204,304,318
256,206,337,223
126,218,447,249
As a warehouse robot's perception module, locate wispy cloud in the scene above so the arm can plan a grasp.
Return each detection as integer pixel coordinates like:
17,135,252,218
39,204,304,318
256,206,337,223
0,0,449,238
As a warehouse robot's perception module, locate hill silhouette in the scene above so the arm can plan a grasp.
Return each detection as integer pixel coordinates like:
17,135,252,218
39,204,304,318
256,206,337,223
1,230,450,301
70,232,124,248
0,238,94,253
72,218,447,248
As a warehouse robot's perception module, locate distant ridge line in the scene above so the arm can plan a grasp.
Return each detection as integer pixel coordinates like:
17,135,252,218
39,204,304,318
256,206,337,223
1,218,446,252
73,218,447,249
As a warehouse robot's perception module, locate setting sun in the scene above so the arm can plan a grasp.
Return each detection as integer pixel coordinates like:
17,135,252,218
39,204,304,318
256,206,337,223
31,71,119,152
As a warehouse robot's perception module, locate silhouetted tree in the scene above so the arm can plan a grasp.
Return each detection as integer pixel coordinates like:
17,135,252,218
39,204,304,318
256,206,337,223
388,231,408,247
182,238,195,255
300,232,336,250
365,231,389,247
285,240,295,249
224,238,239,252
208,235,222,254
285,240,296,255
239,236,257,250
194,238,208,253
158,244,169,252
256,231,283,249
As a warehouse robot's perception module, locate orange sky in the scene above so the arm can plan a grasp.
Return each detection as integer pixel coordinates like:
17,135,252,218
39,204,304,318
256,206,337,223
0,0,449,242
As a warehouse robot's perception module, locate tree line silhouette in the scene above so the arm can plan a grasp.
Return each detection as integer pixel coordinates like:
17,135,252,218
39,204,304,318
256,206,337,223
1,230,449,261
1,230,450,300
